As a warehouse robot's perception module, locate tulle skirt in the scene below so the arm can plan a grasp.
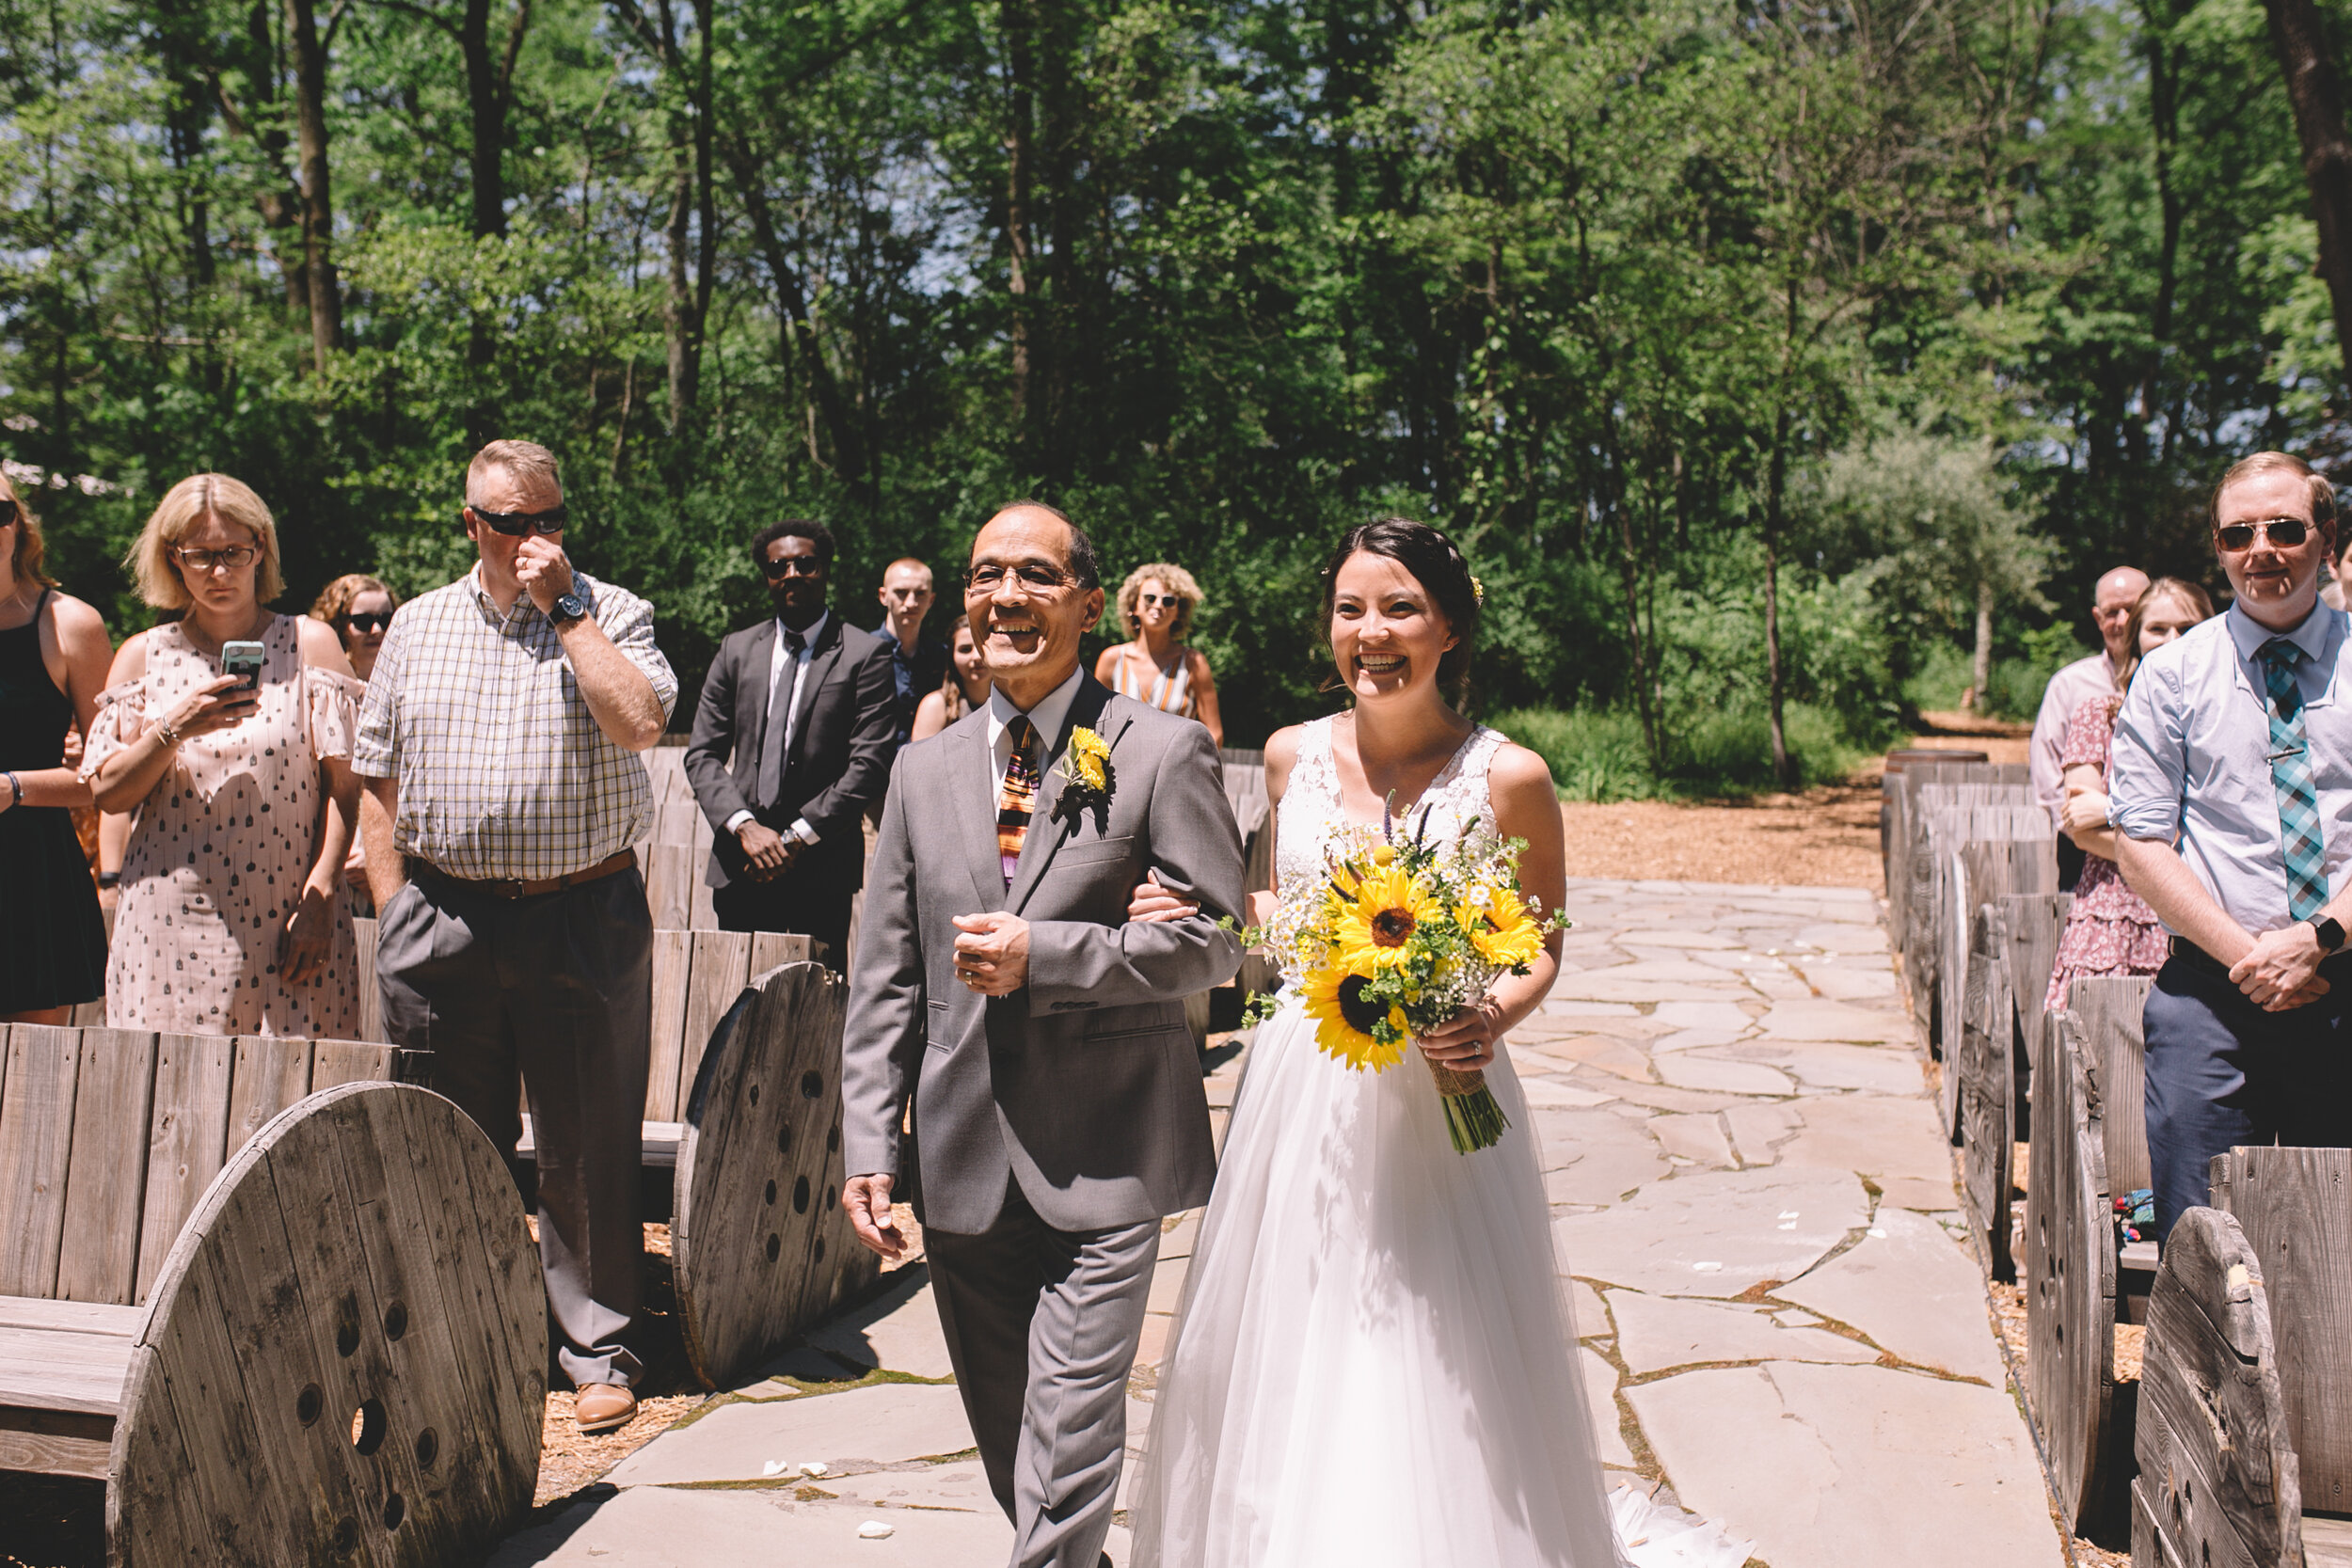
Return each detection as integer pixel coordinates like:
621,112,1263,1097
1129,997,1623,1567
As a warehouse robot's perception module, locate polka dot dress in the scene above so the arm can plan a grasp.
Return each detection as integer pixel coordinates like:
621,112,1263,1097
84,614,363,1037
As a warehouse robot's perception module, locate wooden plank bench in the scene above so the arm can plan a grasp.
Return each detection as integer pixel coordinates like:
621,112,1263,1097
0,1022,547,1563
1953,841,2058,1278
2134,1153,2352,1568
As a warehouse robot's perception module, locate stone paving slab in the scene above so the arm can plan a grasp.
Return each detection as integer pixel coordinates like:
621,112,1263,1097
1776,1209,2004,1384
806,1271,956,1379
1628,1362,2056,1568
1607,1291,1882,1374
603,1384,976,1487
1553,1165,1869,1297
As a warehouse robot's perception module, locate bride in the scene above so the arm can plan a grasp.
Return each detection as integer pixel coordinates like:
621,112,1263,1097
1121,519,1746,1567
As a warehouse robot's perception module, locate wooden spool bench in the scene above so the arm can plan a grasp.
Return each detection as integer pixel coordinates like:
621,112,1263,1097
2133,1151,2352,1567
0,1022,546,1565
350,920,876,1391
2021,975,2156,1535
1953,848,2059,1280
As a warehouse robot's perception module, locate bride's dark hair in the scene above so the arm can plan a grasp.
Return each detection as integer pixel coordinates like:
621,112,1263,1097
1320,517,1481,700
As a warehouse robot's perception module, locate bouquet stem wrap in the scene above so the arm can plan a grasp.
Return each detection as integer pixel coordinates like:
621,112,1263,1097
1426,1059,1511,1153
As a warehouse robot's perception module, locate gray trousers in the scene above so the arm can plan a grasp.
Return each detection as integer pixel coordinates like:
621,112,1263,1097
375,863,652,1389
925,1184,1160,1568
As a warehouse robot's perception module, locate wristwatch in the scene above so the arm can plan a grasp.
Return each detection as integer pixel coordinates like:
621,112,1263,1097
548,591,589,628
2310,915,2345,954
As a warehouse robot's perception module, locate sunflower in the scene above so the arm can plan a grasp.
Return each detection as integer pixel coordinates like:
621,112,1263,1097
1299,964,1410,1070
1332,863,1439,975
1460,884,1545,970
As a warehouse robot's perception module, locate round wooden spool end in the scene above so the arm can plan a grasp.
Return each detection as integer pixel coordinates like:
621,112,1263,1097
108,1082,548,1567
2024,1011,2116,1534
673,960,874,1390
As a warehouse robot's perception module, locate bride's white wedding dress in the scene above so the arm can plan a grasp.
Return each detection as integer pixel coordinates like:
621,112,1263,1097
1129,718,1750,1568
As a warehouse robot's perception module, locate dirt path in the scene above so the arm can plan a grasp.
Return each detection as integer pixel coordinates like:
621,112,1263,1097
1558,784,1885,894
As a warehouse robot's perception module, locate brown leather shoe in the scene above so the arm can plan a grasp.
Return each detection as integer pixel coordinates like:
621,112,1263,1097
574,1384,637,1433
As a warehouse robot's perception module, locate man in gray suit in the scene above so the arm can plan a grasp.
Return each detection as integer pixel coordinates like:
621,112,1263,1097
842,500,1246,1568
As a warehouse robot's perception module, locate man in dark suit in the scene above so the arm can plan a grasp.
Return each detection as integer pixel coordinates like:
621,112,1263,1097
685,518,898,967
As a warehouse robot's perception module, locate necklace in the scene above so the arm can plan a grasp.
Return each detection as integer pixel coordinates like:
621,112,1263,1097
179,606,273,658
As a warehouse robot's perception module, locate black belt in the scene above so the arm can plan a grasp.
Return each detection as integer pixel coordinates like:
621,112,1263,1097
406,848,636,901
2169,935,2352,983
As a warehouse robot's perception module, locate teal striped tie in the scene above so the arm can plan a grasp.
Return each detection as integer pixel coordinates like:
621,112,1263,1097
2260,638,2329,921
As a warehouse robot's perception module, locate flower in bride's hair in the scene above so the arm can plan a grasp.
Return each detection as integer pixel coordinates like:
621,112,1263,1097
1459,884,1543,970
1332,863,1437,974
1300,967,1409,1070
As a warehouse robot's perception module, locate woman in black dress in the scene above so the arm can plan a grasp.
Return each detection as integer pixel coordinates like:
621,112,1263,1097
0,476,116,1023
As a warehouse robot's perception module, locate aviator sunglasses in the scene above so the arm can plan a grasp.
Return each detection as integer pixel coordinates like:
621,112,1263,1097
469,505,567,536
2217,516,2313,552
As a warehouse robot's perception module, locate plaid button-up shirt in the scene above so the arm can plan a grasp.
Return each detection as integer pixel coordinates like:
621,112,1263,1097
353,566,678,879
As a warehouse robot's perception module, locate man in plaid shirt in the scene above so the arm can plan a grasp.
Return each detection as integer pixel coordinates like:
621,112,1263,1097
355,439,675,1434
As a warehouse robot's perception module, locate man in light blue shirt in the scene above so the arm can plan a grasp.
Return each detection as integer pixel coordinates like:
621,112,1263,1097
2110,451,2352,1238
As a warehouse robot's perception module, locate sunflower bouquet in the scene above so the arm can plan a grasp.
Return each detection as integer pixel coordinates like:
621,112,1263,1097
1253,801,1565,1153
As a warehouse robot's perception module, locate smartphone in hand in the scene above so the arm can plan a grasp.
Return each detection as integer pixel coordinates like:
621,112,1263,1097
220,640,265,696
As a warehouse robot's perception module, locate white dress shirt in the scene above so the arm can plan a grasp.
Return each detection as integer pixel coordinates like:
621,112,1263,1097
986,667,1085,800
2031,651,2123,830
2108,600,2352,935
723,611,829,843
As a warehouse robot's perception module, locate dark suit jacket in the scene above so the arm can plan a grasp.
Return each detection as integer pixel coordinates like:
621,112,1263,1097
840,676,1247,1233
684,614,899,892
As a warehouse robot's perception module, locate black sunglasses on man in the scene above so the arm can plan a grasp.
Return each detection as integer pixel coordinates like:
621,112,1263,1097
469,505,567,537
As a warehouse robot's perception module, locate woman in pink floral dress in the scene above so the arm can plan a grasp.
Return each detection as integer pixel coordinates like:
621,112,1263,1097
2045,577,2216,1012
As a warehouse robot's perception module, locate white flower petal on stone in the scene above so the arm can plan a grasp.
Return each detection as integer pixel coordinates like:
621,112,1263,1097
1692,1260,1723,1272
858,1521,896,1540
802,1462,829,1477
762,1460,788,1477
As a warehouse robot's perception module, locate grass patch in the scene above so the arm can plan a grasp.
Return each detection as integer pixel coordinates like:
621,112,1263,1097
1489,704,1879,800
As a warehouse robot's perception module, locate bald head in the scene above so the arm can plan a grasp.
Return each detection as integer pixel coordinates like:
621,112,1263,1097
2092,566,2151,665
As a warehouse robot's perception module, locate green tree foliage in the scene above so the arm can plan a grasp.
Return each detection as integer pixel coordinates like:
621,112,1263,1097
0,0,2337,768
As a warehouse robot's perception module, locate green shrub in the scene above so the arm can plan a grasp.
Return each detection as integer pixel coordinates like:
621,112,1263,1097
1492,701,1877,800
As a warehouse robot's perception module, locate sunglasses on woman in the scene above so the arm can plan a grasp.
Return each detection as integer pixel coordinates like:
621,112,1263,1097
2217,517,2312,552
471,506,567,536
340,611,390,634
0,499,17,527
1137,592,1184,609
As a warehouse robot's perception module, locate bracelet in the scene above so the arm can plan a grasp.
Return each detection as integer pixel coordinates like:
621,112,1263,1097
97,871,120,890
2,770,18,808
154,716,183,748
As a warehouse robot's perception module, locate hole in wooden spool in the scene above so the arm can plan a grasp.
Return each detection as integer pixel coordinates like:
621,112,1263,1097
351,1399,388,1456
765,1179,777,1206
414,1427,438,1469
801,1070,823,1100
336,1316,360,1358
794,1176,811,1213
814,1237,825,1264
748,1082,759,1106
383,1302,408,1341
382,1494,405,1531
776,1122,793,1154
296,1385,325,1427
828,1123,841,1153
332,1517,358,1555
825,1185,836,1211
766,1233,781,1262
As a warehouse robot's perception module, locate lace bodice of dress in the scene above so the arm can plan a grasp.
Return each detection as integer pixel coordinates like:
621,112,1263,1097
1273,715,1509,900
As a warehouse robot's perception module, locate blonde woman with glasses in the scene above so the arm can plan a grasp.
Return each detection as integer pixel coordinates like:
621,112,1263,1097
1094,561,1224,747
82,473,365,1036
0,471,115,1023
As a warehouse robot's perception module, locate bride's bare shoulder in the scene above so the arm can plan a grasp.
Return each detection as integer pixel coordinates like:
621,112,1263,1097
1263,722,1309,802
1487,739,1560,810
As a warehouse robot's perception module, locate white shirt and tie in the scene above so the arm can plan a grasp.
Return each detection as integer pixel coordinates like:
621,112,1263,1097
722,611,830,845
985,669,1083,799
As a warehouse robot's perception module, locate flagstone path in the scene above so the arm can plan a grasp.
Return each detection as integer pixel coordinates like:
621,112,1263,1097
490,878,2065,1567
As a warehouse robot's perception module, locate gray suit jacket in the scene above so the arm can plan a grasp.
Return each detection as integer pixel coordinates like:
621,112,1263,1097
841,676,1246,1235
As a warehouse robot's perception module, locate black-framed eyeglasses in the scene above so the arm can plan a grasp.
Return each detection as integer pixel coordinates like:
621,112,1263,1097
340,610,390,635
0,498,18,527
172,545,258,572
967,562,1072,593
762,555,826,579
2217,516,2312,552
1137,592,1184,609
470,505,567,536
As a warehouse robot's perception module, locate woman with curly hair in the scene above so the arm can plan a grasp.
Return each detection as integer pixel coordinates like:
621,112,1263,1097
1093,561,1224,747
310,572,399,683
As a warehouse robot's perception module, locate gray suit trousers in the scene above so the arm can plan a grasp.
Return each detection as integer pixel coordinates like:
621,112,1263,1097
925,1185,1160,1568
374,864,652,1389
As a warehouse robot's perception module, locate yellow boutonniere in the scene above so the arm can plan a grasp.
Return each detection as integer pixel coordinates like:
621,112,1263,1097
1053,726,1117,826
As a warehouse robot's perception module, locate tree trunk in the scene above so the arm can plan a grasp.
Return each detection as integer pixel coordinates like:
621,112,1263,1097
2262,0,2352,396
1763,430,1792,788
663,163,698,425
287,0,340,372
1971,581,1996,714
1001,0,1037,444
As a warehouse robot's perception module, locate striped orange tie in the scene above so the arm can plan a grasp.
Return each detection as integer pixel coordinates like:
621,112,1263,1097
997,716,1041,884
